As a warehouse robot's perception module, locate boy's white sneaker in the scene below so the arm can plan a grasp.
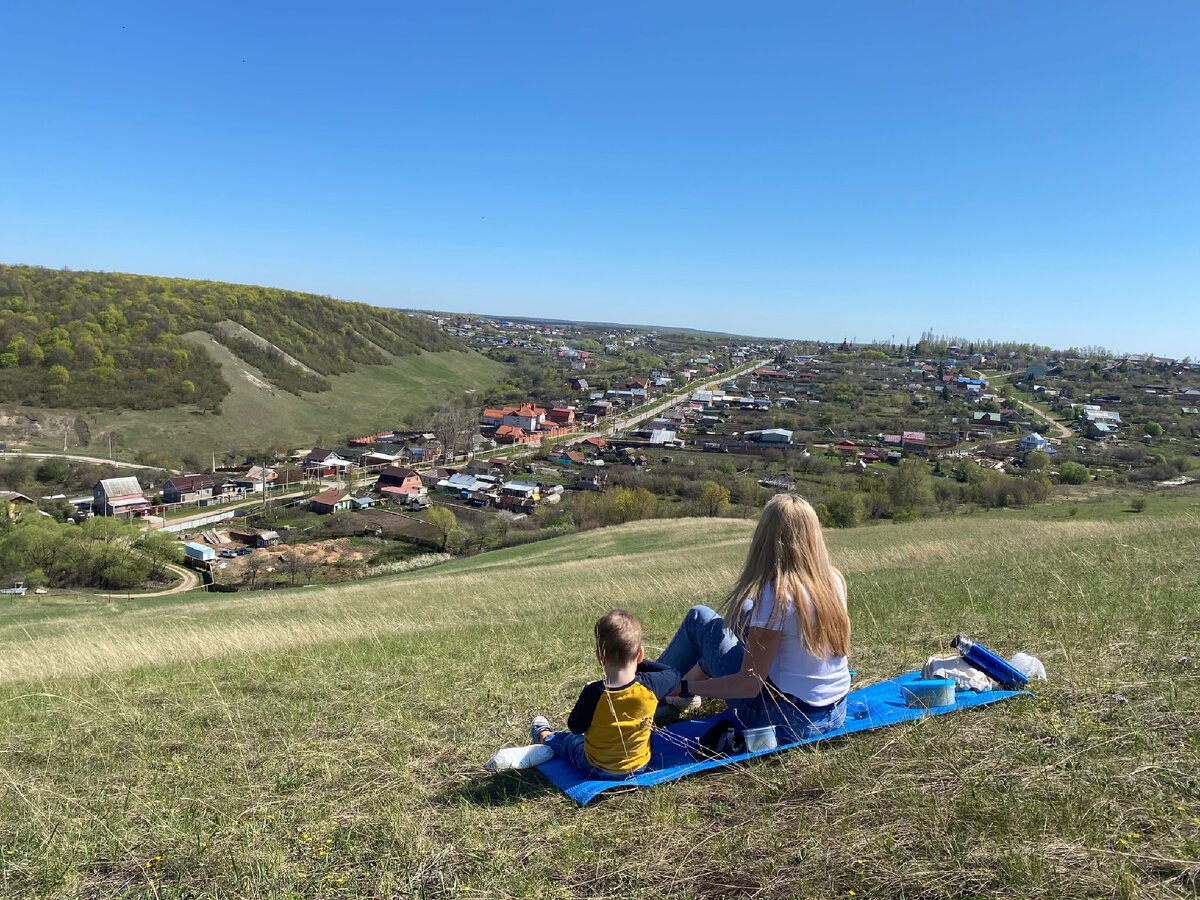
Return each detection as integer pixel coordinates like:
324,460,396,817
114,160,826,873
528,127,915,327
663,694,702,711
529,715,551,744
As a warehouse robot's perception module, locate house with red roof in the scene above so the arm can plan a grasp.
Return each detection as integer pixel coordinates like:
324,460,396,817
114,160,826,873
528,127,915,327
308,487,352,514
503,405,546,432
496,425,537,444
551,449,587,465
376,465,424,498
162,473,215,504
481,402,580,446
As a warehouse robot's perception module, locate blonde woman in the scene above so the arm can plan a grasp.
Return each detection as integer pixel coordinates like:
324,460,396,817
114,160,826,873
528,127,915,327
657,494,851,742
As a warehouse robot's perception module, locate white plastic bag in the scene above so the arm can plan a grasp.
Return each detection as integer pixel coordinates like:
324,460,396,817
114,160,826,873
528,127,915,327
922,654,994,692
1008,652,1048,681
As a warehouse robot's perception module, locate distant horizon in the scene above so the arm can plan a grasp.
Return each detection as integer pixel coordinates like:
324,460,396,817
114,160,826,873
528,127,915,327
3,3,1196,360
4,260,1184,360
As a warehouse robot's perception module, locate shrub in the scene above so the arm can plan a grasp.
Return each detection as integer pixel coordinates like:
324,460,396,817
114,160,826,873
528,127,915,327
1023,450,1050,471
1058,462,1090,485
609,488,658,524
819,490,864,528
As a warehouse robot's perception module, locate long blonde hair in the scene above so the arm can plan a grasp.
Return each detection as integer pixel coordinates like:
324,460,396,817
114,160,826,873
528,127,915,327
723,494,850,658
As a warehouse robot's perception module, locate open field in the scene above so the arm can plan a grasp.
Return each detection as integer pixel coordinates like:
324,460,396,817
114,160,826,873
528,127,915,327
9,335,505,459
1,489,1198,897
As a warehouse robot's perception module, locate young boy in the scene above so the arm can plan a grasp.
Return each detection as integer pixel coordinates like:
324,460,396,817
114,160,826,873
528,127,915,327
530,609,680,779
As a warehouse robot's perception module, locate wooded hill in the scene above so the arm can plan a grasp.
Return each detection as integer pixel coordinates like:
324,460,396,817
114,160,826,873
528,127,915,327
0,265,463,411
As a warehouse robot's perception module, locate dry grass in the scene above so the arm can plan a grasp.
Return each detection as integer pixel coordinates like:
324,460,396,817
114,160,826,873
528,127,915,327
0,501,1197,898
0,515,1160,685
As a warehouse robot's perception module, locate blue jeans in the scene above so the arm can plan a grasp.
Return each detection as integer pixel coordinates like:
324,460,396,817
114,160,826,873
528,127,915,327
543,731,646,780
656,605,847,744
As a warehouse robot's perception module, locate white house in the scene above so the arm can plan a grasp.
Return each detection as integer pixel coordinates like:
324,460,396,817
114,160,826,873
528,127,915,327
1019,432,1048,453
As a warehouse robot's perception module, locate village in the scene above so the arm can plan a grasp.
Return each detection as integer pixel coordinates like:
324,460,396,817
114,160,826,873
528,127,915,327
5,326,1197,598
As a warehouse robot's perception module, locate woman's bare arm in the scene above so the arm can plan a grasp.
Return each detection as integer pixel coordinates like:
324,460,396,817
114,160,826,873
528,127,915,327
686,626,781,700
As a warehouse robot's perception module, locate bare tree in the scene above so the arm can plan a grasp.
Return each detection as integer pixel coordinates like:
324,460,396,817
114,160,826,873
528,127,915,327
431,401,478,462
279,549,311,586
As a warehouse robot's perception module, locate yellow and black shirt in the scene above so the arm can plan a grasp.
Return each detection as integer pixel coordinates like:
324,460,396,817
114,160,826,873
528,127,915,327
567,661,680,774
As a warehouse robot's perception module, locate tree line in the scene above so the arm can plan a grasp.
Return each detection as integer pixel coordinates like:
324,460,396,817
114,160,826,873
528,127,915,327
0,512,180,591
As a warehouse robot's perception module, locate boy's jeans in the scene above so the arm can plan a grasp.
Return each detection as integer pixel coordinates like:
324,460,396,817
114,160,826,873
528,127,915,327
656,604,847,743
543,732,647,781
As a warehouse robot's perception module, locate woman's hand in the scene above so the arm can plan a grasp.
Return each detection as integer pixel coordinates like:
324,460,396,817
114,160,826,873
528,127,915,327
687,627,782,700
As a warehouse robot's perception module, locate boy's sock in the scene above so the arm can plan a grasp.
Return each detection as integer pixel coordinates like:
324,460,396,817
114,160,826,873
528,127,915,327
485,744,553,772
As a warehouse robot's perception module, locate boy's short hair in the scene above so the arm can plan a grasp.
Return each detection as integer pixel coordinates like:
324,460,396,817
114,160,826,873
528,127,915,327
594,610,642,666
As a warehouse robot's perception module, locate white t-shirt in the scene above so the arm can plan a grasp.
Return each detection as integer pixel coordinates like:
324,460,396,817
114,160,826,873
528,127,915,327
744,577,850,707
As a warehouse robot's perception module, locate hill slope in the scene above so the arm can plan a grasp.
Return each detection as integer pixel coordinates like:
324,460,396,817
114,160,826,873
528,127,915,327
80,331,503,457
1,492,1197,897
0,265,504,455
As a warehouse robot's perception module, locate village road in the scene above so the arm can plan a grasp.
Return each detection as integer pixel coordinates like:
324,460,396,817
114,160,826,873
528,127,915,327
975,370,1073,440
96,562,200,598
9,451,181,474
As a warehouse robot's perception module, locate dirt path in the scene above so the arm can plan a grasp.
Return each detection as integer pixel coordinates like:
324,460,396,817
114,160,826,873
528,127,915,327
1009,396,1073,439
97,563,200,599
12,451,180,473
973,370,1073,440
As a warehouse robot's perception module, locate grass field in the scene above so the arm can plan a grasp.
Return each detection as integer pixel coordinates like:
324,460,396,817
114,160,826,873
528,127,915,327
1,489,1198,898
18,334,505,459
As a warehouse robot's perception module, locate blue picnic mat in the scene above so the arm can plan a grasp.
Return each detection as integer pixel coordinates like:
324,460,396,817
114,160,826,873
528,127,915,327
536,670,1027,805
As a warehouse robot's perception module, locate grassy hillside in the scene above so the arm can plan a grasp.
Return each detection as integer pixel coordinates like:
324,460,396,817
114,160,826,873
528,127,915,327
72,332,504,457
1,491,1197,897
0,265,490,431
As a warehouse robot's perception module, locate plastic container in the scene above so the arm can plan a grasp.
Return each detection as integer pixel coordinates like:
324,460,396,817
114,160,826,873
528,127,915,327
848,700,870,720
743,725,778,753
951,635,1029,689
901,678,956,709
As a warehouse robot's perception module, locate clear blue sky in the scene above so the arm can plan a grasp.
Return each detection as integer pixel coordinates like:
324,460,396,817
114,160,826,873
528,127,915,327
2,2,1197,356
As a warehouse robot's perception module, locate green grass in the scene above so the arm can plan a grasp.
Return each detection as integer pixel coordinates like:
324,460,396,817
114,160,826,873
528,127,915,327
1,489,1198,897
21,334,505,458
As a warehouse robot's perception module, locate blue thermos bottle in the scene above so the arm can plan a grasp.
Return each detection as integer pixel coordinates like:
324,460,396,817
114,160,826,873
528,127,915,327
951,635,1028,689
